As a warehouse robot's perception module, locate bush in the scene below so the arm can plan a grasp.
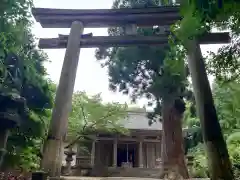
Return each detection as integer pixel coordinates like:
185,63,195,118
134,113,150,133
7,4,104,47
228,141,240,179
188,141,240,178
188,143,209,178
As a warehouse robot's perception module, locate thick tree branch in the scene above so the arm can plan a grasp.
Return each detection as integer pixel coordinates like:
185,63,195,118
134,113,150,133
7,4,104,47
79,103,88,131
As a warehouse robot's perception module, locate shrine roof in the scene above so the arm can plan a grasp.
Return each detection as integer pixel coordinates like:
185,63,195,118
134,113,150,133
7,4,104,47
122,110,162,131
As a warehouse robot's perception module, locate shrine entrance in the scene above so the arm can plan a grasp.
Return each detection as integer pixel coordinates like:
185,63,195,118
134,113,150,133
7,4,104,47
117,143,138,168
31,3,231,177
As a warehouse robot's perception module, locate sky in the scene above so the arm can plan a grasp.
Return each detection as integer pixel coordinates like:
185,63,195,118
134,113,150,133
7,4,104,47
32,0,223,106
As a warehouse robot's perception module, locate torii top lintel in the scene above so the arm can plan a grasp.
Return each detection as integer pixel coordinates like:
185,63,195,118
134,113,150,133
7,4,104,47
32,6,180,28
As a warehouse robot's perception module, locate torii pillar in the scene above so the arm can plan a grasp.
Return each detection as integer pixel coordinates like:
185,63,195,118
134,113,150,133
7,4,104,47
41,21,84,177
186,39,234,179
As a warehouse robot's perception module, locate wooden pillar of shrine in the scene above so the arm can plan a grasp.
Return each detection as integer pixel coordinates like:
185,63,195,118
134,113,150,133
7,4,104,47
113,139,117,167
139,140,143,168
91,140,96,166
41,21,84,177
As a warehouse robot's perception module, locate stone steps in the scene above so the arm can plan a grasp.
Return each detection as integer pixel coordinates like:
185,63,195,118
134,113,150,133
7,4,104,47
60,177,159,180
59,177,209,180
108,168,160,178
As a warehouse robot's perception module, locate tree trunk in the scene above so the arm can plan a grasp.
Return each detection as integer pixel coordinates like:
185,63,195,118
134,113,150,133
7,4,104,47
186,39,234,180
160,100,189,179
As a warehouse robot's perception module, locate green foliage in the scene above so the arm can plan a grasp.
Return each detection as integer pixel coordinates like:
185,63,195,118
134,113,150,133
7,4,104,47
67,92,128,145
188,140,240,178
207,37,240,82
183,102,203,154
213,81,240,135
96,0,189,124
183,102,199,128
188,144,209,178
0,0,54,171
227,138,240,169
176,0,240,84
213,81,240,176
4,143,41,170
176,0,239,41
186,81,240,178
227,132,240,144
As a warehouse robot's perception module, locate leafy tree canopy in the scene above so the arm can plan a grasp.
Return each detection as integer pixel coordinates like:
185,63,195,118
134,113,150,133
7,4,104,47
66,92,128,147
0,0,54,170
206,37,240,82
177,0,240,82
212,81,240,136
96,0,189,124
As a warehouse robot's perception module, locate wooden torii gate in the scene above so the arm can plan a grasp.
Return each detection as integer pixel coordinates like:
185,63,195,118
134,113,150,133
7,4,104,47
32,5,231,177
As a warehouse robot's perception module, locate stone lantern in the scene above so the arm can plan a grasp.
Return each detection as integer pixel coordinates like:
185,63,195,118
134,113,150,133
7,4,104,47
0,93,27,167
64,148,76,175
0,53,29,168
155,158,162,168
187,155,194,175
187,155,194,166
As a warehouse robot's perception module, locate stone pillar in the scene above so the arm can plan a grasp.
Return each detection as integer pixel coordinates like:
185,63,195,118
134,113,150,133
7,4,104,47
41,21,84,177
186,39,234,179
91,140,96,166
113,139,117,167
139,141,143,168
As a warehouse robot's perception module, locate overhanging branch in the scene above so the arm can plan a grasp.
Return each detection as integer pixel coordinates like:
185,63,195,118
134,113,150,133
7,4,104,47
65,107,125,148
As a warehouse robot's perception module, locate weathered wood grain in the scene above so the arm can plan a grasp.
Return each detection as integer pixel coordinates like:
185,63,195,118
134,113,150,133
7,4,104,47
38,32,230,49
38,35,169,49
32,6,180,28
